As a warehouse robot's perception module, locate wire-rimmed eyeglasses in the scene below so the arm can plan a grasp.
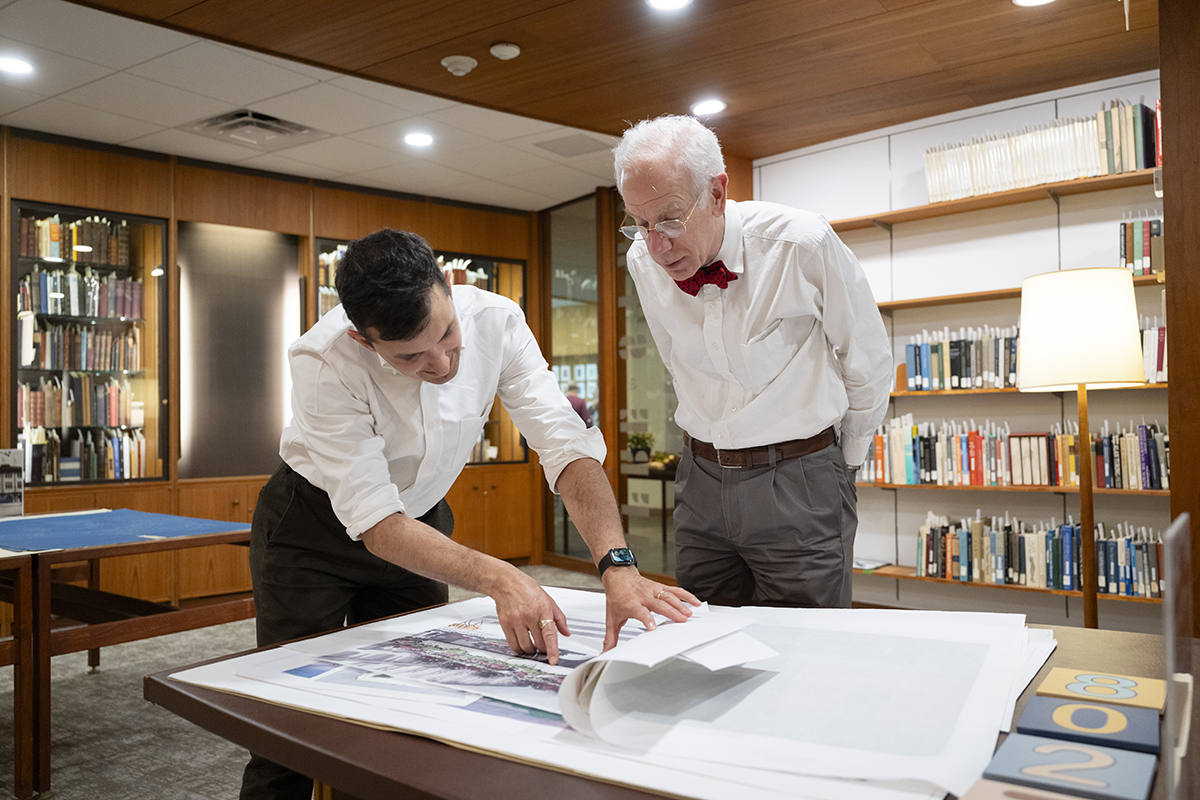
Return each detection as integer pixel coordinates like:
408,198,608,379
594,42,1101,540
619,193,702,241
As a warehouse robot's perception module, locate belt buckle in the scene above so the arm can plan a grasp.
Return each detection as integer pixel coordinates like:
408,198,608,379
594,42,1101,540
715,448,741,469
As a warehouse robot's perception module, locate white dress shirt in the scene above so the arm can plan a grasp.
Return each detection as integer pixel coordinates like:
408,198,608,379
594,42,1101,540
626,200,892,467
280,286,606,539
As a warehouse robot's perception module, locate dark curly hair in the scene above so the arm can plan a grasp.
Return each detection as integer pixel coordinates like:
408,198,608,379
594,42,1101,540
334,228,449,342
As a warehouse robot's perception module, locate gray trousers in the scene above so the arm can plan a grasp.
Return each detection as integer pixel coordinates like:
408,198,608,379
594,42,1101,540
672,441,857,608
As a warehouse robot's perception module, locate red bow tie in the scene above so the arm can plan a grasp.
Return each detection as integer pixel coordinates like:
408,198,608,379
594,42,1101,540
675,261,738,296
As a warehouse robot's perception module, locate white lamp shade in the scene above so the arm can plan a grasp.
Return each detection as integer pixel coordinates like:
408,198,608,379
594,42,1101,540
1018,268,1145,392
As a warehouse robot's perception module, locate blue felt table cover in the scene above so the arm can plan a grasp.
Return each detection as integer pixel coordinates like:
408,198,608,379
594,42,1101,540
0,508,248,551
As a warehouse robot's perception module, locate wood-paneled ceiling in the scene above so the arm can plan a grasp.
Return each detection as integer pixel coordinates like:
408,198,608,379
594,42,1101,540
73,0,1159,160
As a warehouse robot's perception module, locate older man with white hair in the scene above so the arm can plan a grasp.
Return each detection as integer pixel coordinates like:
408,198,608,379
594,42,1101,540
613,115,892,608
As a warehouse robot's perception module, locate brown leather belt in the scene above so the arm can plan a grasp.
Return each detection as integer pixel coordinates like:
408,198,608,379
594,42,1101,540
684,427,835,469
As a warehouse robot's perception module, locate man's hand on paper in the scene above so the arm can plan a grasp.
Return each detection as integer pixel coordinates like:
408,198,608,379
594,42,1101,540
491,568,570,665
600,568,701,651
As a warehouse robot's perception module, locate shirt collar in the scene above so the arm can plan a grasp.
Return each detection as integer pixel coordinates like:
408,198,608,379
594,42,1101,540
709,199,743,274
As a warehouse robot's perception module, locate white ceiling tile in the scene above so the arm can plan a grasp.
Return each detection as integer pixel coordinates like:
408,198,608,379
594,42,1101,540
0,97,162,143
123,127,261,162
506,127,619,163
0,0,196,69
59,72,231,128
565,149,618,182
234,152,343,181
497,165,604,199
274,136,406,173
242,50,344,82
250,82,413,136
127,41,316,106
329,75,459,115
434,180,557,212
345,160,476,196
0,83,44,115
429,142,557,180
427,104,561,142
0,35,114,95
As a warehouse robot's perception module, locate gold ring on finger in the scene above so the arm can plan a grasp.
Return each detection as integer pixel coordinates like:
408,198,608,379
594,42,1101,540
538,619,554,629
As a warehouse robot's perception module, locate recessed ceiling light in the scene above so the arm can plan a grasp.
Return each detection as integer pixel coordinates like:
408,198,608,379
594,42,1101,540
647,0,692,9
151,267,164,277
0,57,33,74
404,133,433,147
691,99,726,117
1012,0,1056,6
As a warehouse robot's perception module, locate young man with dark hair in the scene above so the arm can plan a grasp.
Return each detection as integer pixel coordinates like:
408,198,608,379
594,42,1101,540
241,228,697,800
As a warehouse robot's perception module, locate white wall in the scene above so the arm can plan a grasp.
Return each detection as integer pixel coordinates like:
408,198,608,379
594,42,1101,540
756,71,1166,634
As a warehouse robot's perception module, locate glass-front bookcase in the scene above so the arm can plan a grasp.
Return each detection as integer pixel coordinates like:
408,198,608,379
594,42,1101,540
10,200,168,485
313,238,527,464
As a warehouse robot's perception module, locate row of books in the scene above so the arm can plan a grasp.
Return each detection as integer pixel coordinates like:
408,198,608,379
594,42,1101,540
923,100,1160,203
865,415,1169,490
318,285,340,318
317,244,345,288
19,426,148,484
1119,215,1164,275
903,327,1018,391
18,318,142,373
16,214,131,266
18,375,141,430
1141,317,1167,384
1098,100,1160,176
916,512,1165,598
17,265,145,319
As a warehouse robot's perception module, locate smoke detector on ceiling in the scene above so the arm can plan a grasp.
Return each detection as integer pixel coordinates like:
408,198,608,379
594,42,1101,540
184,109,329,152
441,55,478,76
489,42,520,60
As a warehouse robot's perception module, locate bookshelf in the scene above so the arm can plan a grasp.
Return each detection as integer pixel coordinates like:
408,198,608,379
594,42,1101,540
828,173,1168,622
831,169,1156,234
10,200,167,485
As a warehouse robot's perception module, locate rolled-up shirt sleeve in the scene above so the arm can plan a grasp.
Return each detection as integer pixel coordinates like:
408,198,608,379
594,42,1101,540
494,313,607,492
814,226,893,467
283,343,407,539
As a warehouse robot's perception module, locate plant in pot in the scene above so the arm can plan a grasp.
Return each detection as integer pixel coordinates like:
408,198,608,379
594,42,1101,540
628,432,655,462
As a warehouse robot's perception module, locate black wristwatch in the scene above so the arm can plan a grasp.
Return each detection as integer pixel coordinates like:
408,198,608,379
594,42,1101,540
597,547,637,577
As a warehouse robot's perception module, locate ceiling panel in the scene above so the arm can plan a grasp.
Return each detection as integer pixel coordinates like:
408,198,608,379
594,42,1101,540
0,0,195,68
59,71,231,127
126,40,318,105
75,0,1158,159
1,97,163,143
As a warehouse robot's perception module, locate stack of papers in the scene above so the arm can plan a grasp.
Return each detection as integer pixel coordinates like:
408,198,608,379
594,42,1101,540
173,587,1055,800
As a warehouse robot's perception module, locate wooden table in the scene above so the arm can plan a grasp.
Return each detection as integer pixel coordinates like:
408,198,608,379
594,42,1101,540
0,554,34,799
0,511,254,797
144,620,1199,800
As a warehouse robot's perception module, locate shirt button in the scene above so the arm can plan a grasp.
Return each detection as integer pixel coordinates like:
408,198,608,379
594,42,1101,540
711,343,718,350
718,434,725,440
730,406,737,412
708,301,716,309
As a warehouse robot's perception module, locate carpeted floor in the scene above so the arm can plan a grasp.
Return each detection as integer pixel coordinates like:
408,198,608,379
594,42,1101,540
0,565,601,800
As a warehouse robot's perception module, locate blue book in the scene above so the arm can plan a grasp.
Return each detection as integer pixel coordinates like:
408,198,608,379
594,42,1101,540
905,343,917,390
1096,532,1107,593
1017,696,1159,754
1046,532,1056,590
1129,539,1138,596
958,528,969,581
984,732,1156,800
39,270,49,314
1106,539,1118,594
1062,525,1074,591
919,342,931,391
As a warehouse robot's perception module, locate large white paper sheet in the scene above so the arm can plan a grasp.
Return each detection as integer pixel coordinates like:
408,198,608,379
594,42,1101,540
170,588,1051,800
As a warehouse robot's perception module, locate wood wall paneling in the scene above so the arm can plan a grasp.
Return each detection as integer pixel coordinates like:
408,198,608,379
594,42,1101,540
1,128,10,450
174,163,310,235
725,156,754,203
427,204,530,261
312,185,429,242
1160,0,1200,636
6,133,171,217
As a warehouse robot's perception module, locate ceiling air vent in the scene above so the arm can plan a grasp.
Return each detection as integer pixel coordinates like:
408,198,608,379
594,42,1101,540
532,133,612,158
184,109,329,152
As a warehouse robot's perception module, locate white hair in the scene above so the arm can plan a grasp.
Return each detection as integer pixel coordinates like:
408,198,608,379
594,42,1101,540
612,115,726,203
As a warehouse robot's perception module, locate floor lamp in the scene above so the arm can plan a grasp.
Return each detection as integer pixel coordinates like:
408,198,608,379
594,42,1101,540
1019,268,1145,629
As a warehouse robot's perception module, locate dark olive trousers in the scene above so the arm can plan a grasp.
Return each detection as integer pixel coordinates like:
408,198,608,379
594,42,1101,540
238,462,453,800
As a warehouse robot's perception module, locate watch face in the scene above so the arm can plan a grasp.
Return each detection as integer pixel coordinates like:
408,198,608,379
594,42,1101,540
609,548,636,566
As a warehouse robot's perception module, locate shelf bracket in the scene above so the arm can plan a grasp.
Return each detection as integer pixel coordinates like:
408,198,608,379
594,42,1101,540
1046,189,1060,208
872,220,893,234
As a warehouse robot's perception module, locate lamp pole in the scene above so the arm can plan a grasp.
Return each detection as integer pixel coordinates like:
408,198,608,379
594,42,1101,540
1077,383,1098,629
